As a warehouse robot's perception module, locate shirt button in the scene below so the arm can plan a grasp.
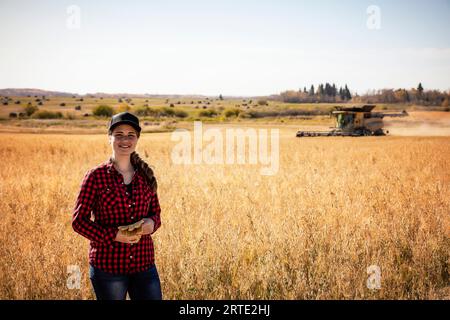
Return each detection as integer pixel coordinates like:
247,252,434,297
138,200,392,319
131,216,134,219
130,255,133,259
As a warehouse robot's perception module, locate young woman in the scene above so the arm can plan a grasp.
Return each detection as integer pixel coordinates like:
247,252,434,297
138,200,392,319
72,111,162,300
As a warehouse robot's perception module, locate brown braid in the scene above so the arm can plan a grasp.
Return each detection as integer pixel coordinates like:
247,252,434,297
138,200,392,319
130,151,158,193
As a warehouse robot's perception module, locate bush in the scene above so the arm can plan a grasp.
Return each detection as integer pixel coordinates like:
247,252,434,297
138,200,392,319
60,103,66,106
134,106,188,118
9,112,17,118
93,105,114,117
257,99,268,106
133,106,158,117
159,107,175,117
174,110,188,118
133,106,149,116
116,104,131,113
199,109,218,117
25,104,39,116
224,108,240,118
32,110,63,119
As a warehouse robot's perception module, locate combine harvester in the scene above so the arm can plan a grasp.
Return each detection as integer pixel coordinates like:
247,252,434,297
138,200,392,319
296,105,408,137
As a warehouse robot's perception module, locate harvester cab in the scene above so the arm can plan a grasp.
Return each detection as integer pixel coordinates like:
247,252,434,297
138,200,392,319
296,105,408,137
336,113,355,130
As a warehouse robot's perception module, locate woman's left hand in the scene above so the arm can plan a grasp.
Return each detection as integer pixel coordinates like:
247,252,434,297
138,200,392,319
140,218,155,235
118,218,154,237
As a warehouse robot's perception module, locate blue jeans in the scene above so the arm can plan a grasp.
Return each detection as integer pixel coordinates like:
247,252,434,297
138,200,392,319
89,264,162,300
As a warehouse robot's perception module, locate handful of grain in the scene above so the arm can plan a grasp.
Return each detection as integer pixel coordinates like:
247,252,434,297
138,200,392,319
118,219,145,236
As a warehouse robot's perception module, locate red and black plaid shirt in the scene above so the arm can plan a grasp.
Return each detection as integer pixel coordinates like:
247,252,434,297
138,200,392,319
72,158,161,274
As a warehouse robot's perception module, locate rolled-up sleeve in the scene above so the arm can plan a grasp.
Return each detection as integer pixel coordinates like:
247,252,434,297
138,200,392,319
72,169,118,245
147,192,161,234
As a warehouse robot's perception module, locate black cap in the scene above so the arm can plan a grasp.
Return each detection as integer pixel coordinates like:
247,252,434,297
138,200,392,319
108,112,141,134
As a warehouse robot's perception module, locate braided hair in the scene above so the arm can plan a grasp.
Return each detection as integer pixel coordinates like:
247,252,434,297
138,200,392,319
130,151,158,193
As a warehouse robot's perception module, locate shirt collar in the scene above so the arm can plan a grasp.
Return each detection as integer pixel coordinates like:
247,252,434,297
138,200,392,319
106,157,144,184
106,157,118,175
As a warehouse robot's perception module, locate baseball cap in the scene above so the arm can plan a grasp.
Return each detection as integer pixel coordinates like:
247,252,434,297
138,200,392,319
108,111,141,134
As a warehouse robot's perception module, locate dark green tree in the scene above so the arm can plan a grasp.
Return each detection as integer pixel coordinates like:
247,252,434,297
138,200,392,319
344,85,352,100
417,83,424,94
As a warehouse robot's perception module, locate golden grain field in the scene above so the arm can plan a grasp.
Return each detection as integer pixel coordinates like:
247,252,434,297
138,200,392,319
0,127,448,299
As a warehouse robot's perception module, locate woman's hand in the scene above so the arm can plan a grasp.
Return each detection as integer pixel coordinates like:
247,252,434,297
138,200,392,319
114,229,142,244
139,218,155,235
113,218,154,243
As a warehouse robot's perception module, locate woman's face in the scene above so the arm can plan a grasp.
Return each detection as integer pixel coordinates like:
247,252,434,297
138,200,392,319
109,124,139,156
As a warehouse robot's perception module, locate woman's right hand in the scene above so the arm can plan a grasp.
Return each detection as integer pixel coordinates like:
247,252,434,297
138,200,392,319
114,229,142,244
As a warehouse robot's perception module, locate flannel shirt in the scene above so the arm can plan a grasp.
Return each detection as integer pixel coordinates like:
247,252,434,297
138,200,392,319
72,158,161,274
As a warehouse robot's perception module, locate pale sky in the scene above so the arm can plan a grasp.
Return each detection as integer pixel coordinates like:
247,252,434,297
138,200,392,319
0,0,449,96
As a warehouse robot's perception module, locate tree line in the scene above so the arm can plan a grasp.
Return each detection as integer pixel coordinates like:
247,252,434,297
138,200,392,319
354,83,449,107
278,83,352,103
276,83,449,107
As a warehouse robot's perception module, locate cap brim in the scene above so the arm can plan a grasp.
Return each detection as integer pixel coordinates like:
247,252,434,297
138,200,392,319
109,120,141,133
